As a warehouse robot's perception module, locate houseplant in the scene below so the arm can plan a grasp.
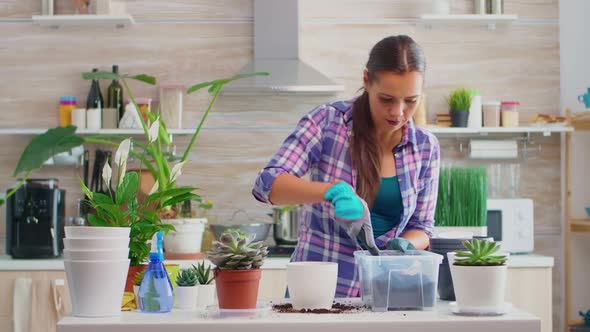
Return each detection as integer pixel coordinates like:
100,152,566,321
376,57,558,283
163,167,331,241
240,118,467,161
193,261,216,308
433,166,487,237
207,229,268,309
447,88,472,127
448,239,509,312
81,71,268,267
175,268,199,310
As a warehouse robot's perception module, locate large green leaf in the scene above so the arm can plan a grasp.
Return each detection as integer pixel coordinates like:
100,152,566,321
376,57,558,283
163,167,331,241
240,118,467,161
117,172,139,206
186,72,269,94
161,193,201,209
87,214,108,227
145,186,198,204
82,71,156,85
14,126,84,176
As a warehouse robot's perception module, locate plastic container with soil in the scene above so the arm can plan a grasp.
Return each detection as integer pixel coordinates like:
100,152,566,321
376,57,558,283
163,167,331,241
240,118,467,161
354,250,443,312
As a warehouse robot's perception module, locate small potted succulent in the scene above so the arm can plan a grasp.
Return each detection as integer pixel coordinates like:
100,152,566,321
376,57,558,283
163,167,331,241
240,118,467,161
175,268,199,310
448,239,509,311
194,261,216,308
207,229,268,309
447,88,472,127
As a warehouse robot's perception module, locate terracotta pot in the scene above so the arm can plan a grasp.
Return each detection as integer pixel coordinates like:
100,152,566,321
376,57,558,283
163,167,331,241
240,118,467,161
214,269,261,309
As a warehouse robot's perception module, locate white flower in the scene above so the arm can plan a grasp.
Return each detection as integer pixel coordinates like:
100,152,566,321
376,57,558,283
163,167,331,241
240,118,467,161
148,118,160,143
114,138,131,181
170,161,187,183
102,162,112,189
148,181,159,195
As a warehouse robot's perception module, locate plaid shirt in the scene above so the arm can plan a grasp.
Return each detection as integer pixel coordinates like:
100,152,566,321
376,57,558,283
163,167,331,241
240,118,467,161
252,99,440,297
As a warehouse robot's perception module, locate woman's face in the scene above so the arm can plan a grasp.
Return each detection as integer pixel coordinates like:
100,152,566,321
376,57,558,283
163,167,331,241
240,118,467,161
363,70,423,134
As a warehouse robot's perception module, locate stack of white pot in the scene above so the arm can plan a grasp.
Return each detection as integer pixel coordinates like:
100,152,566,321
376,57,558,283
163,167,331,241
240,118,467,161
63,226,130,317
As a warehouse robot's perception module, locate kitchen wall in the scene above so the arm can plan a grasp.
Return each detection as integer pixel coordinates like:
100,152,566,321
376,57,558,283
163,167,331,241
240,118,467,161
0,0,562,329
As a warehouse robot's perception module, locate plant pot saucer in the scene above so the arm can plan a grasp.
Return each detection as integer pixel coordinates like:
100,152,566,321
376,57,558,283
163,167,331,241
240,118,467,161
450,302,512,316
165,252,204,260
202,301,271,319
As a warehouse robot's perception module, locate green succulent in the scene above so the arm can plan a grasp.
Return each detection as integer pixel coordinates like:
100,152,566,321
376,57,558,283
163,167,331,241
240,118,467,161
133,270,145,286
192,262,213,285
176,268,198,287
454,239,507,266
206,229,269,270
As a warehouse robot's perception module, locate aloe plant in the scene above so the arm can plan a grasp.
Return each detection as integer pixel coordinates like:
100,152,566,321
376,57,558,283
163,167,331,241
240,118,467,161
133,270,146,287
192,262,213,285
454,239,507,266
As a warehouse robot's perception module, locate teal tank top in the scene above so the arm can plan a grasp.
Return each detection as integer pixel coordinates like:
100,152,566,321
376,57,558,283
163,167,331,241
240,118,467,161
370,176,404,238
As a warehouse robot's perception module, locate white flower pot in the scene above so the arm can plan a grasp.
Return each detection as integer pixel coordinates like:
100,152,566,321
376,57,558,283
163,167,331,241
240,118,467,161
65,259,130,317
287,262,338,310
65,226,131,238
433,226,488,238
162,218,207,254
447,252,508,310
175,286,199,310
197,284,216,308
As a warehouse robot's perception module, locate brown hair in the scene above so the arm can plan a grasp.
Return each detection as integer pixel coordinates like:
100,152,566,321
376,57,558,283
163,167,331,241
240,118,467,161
351,35,426,207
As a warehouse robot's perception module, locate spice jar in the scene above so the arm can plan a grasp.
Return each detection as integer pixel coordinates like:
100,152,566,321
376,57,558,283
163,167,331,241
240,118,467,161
158,84,184,129
500,101,520,127
59,96,76,127
483,101,501,127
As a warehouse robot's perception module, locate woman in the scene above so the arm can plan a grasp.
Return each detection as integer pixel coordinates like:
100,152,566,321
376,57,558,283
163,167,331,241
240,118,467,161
252,35,440,297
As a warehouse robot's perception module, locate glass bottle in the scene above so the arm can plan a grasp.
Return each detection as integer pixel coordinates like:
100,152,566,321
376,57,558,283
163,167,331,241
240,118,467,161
86,68,104,110
107,65,125,123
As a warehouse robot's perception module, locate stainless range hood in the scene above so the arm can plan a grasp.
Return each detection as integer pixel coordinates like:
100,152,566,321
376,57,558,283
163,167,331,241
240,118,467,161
223,0,344,95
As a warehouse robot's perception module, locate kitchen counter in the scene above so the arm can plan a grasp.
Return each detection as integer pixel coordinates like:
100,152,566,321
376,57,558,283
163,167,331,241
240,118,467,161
0,253,554,271
57,299,540,332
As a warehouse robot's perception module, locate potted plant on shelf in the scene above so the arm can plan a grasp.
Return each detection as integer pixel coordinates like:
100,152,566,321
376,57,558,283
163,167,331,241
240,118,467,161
207,229,268,309
447,239,509,313
162,199,214,260
194,261,216,308
175,268,199,310
80,70,268,288
447,88,472,127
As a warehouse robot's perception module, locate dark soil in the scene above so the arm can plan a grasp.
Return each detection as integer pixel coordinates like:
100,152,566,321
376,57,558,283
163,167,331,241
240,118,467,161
272,302,364,314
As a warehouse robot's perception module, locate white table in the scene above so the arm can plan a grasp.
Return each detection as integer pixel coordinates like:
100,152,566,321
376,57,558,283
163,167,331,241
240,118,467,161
57,300,540,332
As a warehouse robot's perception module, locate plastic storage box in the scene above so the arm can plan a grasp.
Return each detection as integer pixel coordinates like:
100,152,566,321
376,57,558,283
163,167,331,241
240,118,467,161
354,250,443,311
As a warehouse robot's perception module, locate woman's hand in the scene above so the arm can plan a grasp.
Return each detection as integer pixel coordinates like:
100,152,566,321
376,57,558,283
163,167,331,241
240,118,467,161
323,182,365,220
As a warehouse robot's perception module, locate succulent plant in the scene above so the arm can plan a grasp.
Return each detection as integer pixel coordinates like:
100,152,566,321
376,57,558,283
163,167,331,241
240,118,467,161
176,268,198,287
580,309,590,326
192,262,213,285
207,229,268,270
454,239,507,266
133,270,146,286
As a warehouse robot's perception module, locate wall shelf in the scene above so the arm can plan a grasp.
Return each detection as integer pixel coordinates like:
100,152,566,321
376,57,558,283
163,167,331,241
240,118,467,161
420,14,518,29
426,126,573,136
31,15,135,28
570,220,590,233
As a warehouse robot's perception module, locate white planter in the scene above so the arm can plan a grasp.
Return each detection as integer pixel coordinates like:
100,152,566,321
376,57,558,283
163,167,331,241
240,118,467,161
162,218,207,254
65,226,130,238
175,286,199,310
196,284,216,308
433,226,487,238
447,252,508,310
65,259,129,317
287,262,338,310
63,237,130,250
63,248,129,261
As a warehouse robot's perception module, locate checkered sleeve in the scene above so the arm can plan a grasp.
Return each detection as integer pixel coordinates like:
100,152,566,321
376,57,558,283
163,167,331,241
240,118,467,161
403,136,440,238
252,109,324,204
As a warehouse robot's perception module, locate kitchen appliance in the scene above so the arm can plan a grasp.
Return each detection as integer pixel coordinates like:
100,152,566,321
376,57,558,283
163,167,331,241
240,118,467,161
6,179,66,258
486,198,534,253
267,206,300,257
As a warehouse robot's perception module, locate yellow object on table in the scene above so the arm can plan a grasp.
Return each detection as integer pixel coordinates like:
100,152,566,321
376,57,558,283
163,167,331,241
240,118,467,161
121,292,137,311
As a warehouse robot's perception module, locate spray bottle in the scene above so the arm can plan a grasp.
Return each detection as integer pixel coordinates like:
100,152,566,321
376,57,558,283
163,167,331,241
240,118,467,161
138,231,174,313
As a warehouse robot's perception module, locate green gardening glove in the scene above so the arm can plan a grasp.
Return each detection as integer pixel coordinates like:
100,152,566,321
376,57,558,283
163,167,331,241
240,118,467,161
386,238,416,253
324,182,365,221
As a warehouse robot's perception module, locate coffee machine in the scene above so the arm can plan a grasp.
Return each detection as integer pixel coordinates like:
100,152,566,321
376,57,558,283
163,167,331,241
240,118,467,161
6,179,66,258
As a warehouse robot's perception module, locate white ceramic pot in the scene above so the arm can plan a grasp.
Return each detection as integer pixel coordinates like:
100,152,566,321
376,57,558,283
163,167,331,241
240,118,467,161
287,262,338,310
175,286,199,310
162,218,207,254
63,248,129,261
63,237,129,250
447,252,508,310
64,259,129,317
65,226,130,238
196,284,216,308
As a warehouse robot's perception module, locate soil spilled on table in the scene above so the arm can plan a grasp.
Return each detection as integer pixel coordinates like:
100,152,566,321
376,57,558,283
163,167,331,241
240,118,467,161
272,302,364,314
